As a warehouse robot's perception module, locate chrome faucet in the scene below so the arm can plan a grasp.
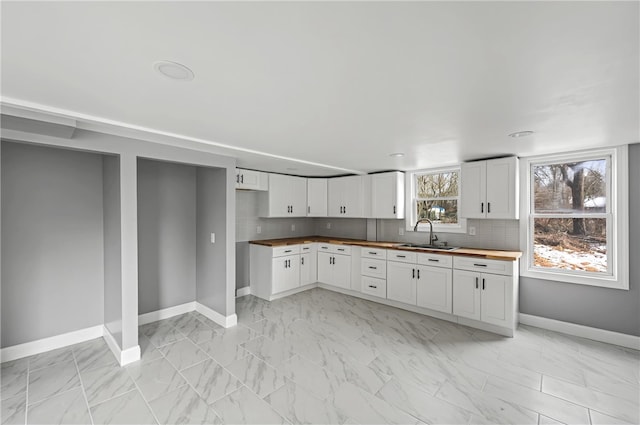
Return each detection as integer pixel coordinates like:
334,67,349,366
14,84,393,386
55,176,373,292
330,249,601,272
414,218,438,245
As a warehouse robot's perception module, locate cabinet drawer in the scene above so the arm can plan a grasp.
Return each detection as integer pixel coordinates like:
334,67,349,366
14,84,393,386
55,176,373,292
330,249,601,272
387,250,417,264
453,256,513,276
272,245,301,257
317,244,352,255
300,243,316,253
417,253,452,268
361,247,387,260
361,276,387,299
361,258,386,279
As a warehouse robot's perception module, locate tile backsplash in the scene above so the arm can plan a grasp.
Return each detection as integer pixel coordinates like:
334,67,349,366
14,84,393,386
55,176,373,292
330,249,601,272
237,190,519,250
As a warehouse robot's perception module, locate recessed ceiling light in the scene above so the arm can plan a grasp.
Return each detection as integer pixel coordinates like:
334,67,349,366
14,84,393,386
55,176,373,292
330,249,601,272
389,152,405,157
153,60,195,81
508,130,534,138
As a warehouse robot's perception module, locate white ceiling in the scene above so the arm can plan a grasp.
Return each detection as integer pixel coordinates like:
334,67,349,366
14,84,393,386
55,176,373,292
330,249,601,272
1,1,638,176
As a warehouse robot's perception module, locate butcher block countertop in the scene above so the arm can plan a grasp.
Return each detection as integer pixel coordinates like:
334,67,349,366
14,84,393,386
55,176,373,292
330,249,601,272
249,236,522,261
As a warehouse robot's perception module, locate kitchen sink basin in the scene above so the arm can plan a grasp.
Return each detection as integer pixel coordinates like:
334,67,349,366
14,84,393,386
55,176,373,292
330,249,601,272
399,243,459,251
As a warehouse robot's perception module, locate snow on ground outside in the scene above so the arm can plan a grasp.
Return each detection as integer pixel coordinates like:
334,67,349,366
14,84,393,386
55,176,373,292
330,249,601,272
534,244,607,273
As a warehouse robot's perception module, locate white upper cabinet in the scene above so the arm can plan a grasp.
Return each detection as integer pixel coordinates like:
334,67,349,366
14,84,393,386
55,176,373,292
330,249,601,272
307,178,328,217
328,175,365,217
370,171,405,219
259,173,307,217
460,157,518,219
235,168,268,191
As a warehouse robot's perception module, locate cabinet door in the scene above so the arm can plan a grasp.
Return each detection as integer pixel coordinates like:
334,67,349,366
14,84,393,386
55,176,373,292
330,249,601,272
416,265,453,314
480,273,510,327
300,253,313,286
267,174,292,217
332,254,351,289
317,252,333,284
453,270,481,320
327,178,344,217
289,176,307,217
460,161,487,218
307,179,328,217
342,175,364,217
486,157,518,219
371,172,404,219
387,261,417,305
236,169,267,191
272,255,299,294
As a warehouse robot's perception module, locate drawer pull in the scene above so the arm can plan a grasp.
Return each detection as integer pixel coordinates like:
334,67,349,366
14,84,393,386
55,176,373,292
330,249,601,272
284,250,292,253
473,263,487,267
428,259,440,262
368,251,377,255
337,248,345,252
397,255,406,258
321,247,328,249
368,266,377,270
368,285,377,289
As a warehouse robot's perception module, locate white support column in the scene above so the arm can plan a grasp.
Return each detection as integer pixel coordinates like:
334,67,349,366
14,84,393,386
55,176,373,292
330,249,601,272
120,154,140,363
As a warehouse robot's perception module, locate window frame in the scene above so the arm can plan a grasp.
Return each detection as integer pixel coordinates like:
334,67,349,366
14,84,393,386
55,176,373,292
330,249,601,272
405,166,467,234
519,145,629,290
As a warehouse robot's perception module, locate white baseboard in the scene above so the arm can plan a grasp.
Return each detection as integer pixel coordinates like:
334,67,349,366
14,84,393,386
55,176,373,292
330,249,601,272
0,325,104,363
519,313,640,350
196,302,237,328
138,301,197,326
103,326,140,366
236,286,251,297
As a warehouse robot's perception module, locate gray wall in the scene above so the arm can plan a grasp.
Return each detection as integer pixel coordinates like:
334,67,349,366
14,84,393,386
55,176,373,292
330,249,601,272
519,143,640,336
103,155,122,347
197,167,234,315
137,159,197,315
1,142,105,347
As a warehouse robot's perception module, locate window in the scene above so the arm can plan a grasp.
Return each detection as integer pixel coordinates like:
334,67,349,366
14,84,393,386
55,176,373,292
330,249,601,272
406,167,467,233
520,146,629,289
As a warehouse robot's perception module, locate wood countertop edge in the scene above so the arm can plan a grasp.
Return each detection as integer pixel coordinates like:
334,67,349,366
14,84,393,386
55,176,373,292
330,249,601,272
248,237,522,261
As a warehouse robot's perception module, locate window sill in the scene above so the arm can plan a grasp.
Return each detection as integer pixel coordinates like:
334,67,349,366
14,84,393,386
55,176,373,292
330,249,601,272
520,268,629,290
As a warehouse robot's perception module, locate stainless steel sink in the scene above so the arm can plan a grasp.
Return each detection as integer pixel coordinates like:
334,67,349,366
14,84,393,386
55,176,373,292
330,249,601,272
399,243,459,251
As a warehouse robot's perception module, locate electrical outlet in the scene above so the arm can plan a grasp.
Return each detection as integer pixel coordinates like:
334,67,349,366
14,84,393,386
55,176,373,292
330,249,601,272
291,224,296,232
210,233,216,243
469,226,476,236
326,222,331,229
256,225,262,234
398,227,404,236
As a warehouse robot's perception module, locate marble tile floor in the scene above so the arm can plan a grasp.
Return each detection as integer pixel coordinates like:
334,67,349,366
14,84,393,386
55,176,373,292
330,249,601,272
1,287,638,424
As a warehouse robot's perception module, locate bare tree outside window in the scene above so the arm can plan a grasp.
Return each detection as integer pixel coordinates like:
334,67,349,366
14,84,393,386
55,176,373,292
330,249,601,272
415,171,459,224
532,158,608,273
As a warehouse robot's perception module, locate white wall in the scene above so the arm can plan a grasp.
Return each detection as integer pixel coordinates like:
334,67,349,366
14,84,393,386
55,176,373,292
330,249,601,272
1,142,105,347
103,155,122,348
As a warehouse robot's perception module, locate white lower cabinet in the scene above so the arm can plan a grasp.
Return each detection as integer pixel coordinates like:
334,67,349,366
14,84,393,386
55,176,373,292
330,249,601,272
250,243,316,300
452,269,481,320
452,257,516,330
317,244,351,290
386,261,417,305
416,265,453,314
272,254,300,294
